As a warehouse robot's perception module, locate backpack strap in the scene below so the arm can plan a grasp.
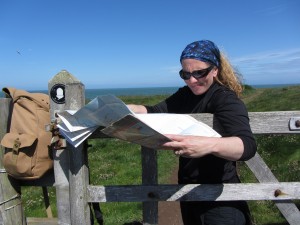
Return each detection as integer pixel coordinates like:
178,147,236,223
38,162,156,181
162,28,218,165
2,87,15,98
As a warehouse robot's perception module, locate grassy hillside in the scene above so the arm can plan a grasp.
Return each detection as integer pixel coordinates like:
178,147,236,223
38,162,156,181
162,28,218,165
21,85,300,225
242,85,300,111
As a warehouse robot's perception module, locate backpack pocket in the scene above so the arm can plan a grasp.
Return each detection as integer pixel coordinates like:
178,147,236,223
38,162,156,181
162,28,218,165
1,133,38,179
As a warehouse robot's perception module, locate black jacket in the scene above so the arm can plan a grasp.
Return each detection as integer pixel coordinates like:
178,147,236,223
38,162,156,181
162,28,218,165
145,82,257,184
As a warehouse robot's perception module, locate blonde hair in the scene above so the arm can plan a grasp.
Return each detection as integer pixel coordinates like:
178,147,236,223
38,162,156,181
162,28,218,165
214,53,243,97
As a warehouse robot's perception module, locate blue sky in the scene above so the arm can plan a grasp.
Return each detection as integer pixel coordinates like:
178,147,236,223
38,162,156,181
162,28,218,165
1,0,299,90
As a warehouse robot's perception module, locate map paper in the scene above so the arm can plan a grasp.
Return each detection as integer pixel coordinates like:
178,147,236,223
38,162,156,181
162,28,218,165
57,95,220,148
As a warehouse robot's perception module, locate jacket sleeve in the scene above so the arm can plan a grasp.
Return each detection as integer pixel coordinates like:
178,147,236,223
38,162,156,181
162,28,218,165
210,90,257,161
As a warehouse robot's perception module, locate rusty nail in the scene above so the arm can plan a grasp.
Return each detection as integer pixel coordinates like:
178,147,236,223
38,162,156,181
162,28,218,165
274,189,282,197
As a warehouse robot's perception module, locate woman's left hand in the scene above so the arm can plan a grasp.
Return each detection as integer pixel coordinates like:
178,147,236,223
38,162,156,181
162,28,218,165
161,134,216,158
161,134,244,160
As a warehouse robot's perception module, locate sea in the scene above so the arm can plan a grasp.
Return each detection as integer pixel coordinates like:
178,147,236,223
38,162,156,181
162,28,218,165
1,84,299,99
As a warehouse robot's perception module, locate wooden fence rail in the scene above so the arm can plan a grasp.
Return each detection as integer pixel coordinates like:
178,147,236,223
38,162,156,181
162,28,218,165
0,70,299,225
87,182,300,202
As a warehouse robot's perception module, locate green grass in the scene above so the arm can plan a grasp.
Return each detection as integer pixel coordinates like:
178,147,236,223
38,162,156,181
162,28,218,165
88,139,143,223
21,85,300,225
21,186,57,217
242,85,300,111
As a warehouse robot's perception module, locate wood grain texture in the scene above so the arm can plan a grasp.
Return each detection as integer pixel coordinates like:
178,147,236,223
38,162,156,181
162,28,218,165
0,98,25,225
87,182,300,202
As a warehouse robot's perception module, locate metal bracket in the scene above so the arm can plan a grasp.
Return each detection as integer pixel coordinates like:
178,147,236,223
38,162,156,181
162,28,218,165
289,117,300,131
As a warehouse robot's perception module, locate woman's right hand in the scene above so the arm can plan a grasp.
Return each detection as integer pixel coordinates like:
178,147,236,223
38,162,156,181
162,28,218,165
127,104,148,114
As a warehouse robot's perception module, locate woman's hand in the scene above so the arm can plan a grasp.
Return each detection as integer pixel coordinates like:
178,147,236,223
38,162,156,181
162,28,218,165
161,134,244,160
127,104,148,113
161,134,215,158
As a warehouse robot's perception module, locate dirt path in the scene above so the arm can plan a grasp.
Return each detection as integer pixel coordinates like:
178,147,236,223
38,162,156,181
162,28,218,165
241,88,265,105
158,201,183,225
158,166,183,225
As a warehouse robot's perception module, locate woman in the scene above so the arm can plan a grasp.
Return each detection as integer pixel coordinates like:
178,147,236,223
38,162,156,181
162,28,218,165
128,40,257,225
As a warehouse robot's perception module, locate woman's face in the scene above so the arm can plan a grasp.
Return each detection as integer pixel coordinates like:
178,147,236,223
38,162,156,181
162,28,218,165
181,58,218,95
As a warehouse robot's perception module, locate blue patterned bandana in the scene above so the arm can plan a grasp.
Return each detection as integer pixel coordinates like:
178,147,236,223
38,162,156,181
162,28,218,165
180,40,220,68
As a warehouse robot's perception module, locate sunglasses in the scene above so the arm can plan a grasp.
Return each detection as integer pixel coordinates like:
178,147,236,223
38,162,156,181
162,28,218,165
179,65,214,80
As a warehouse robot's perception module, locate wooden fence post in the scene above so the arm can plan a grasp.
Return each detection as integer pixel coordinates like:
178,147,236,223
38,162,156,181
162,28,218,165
48,70,90,224
65,83,91,225
48,70,90,225
0,98,25,225
141,147,158,225
48,70,71,225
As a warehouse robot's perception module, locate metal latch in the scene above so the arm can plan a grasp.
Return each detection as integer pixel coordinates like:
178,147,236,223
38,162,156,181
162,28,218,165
289,117,300,131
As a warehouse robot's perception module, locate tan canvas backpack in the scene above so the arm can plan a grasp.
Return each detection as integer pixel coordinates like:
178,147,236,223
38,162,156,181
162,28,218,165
1,87,53,180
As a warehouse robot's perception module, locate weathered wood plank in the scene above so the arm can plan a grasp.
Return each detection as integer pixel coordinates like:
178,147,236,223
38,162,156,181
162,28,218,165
246,153,278,182
0,98,25,225
48,71,71,225
87,182,300,202
49,71,90,225
141,147,158,225
191,111,300,134
248,111,300,134
65,81,90,225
